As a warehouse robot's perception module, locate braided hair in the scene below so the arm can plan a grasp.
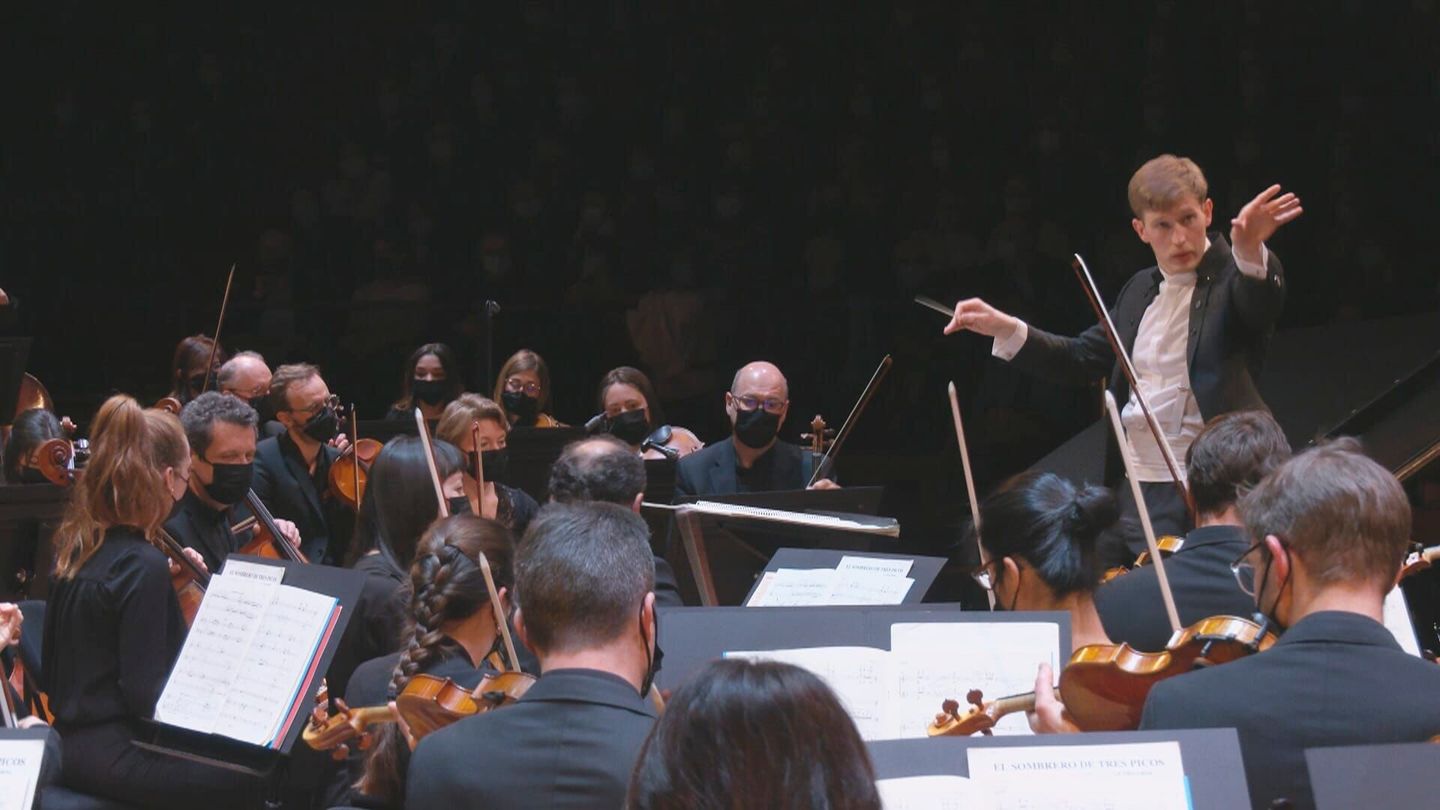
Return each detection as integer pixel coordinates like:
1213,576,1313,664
359,514,515,805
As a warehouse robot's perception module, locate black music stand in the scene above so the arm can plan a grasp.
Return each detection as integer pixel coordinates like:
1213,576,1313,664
506,426,586,503
1306,742,1440,809
134,556,364,805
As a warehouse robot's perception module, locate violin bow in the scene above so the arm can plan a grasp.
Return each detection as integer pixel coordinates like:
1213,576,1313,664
1072,254,1195,521
470,420,485,514
415,407,449,518
807,354,893,488
1103,390,1182,635
476,552,520,673
200,263,236,394
947,382,995,610
350,403,361,507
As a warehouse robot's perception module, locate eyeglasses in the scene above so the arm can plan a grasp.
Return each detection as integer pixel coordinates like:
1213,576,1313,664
971,558,1001,592
731,393,787,414
1230,538,1287,597
288,394,339,417
505,377,542,396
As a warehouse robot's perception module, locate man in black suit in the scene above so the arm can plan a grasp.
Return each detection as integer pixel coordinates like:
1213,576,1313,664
674,361,836,497
251,362,351,563
165,392,301,572
548,435,684,607
1131,443,1440,810
944,155,1301,567
406,502,660,810
1095,410,1290,651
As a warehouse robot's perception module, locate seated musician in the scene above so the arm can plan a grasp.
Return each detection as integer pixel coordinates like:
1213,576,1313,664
328,515,515,809
494,348,566,428
384,342,464,428
406,502,660,809
674,361,835,497
1,407,62,484
627,658,881,810
167,333,226,407
596,366,703,461
974,472,1118,649
252,362,353,564
216,351,280,433
1131,442,1440,810
435,394,540,536
331,436,468,700
944,156,1299,568
547,435,683,607
1094,410,1290,651
42,395,263,808
1,602,63,801
164,392,300,573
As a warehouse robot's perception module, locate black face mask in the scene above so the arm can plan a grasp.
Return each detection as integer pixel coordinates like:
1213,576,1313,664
202,461,253,506
478,448,509,484
733,407,781,449
639,605,659,699
412,378,447,406
17,467,51,485
249,396,274,424
501,390,540,422
447,496,473,516
300,406,338,443
608,410,651,445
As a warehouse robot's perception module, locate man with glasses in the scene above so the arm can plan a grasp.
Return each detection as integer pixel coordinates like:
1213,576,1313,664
217,350,284,437
166,392,301,572
252,362,352,563
1134,441,1440,810
1094,411,1290,651
674,361,836,497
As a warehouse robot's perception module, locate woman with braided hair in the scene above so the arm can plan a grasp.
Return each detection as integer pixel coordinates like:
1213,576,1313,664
332,514,517,809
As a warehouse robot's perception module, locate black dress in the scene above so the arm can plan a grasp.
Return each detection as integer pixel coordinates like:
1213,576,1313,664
42,526,264,808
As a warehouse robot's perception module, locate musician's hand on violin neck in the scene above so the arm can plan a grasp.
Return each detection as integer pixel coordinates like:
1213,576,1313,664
943,298,1019,339
1027,663,1080,735
168,547,209,578
1230,183,1303,263
329,433,351,454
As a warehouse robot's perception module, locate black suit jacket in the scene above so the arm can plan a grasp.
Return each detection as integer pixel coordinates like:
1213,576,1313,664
1140,611,1440,810
1012,234,1283,438
674,438,815,498
406,668,657,810
251,432,349,563
163,490,246,574
1094,524,1257,652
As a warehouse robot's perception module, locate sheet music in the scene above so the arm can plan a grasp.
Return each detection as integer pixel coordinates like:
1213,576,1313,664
967,741,1189,810
155,569,280,733
889,622,1060,736
1383,586,1422,656
220,558,285,585
837,555,913,577
212,585,338,746
725,646,890,739
690,500,900,535
877,775,992,810
746,567,914,607
0,739,45,810
827,570,914,605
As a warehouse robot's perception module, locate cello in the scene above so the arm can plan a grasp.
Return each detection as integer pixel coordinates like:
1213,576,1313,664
233,490,309,563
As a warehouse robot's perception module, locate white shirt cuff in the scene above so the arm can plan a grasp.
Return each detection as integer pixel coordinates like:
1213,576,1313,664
991,319,1029,361
1234,243,1269,280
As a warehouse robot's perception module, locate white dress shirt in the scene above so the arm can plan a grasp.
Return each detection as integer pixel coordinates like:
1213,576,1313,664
992,240,1269,482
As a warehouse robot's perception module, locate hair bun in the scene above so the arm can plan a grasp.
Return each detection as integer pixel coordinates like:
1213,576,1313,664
1069,485,1119,546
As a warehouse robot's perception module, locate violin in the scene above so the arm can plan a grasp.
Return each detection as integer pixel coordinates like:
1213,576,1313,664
233,491,308,563
1102,535,1186,583
155,528,209,626
32,416,88,487
1398,543,1440,583
801,414,833,459
807,354,892,487
329,404,382,510
929,615,1276,735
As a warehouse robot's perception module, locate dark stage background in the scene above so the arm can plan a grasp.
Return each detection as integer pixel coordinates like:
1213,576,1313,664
3,2,1438,556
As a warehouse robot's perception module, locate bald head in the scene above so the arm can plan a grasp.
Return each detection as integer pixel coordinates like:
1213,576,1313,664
730,361,788,400
548,435,646,508
218,352,272,400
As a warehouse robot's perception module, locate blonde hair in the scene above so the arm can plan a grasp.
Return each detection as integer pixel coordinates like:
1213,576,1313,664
53,395,189,579
1127,154,1208,217
436,393,507,448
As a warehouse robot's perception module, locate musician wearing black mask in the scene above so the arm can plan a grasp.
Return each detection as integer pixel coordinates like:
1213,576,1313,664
675,361,837,497
596,366,703,461
216,351,282,438
166,393,302,572
167,333,225,406
436,393,539,537
494,348,566,428
252,363,353,563
386,342,464,429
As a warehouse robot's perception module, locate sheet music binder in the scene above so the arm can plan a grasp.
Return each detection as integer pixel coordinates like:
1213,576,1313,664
672,497,900,606
1306,741,1440,809
655,605,1071,692
867,728,1251,810
135,555,365,777
743,547,946,605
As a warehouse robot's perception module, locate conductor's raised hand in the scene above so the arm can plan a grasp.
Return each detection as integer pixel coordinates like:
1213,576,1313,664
943,298,1019,338
1230,184,1302,264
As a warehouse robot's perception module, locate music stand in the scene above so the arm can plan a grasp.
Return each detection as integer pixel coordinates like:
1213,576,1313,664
506,426,586,503
742,547,946,605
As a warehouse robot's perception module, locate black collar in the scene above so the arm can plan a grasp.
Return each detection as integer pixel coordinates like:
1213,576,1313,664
1273,610,1402,651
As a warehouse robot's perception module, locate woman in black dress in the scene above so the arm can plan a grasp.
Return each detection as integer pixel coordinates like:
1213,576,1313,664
435,394,539,537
